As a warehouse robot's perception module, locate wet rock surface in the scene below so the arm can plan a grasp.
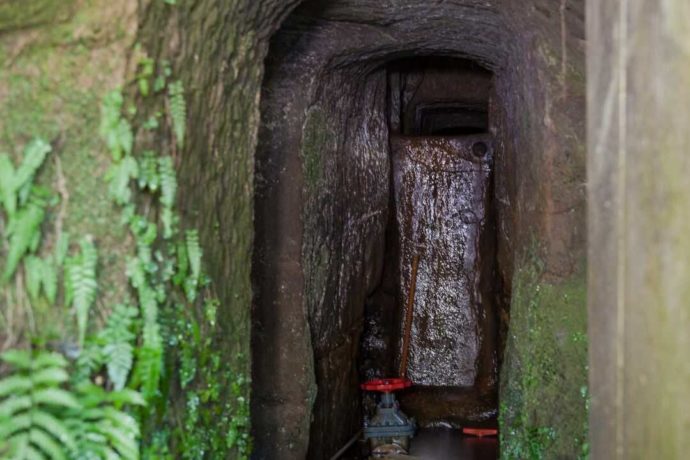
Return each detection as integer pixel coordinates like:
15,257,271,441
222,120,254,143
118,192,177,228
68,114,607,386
391,135,495,388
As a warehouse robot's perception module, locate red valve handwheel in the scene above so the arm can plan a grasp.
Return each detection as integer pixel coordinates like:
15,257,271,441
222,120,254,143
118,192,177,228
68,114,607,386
360,377,412,393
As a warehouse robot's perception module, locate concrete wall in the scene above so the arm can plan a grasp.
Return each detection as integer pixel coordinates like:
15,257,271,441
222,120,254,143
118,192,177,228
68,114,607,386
588,1,690,458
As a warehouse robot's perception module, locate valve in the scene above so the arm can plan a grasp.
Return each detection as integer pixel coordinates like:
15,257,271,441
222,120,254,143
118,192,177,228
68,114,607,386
361,377,415,456
360,377,412,393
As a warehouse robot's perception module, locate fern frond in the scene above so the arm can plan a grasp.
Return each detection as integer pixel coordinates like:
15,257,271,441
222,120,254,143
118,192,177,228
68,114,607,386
3,196,47,282
100,91,133,161
72,345,103,386
15,139,52,203
67,237,98,346
107,156,139,205
167,80,186,147
100,305,137,391
184,230,202,301
0,153,17,217
23,256,57,304
158,156,177,238
0,350,80,459
132,341,162,403
67,384,143,460
137,151,159,192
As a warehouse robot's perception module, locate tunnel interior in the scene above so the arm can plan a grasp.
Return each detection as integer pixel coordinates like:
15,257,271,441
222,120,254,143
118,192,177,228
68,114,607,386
251,0,585,458
360,57,506,434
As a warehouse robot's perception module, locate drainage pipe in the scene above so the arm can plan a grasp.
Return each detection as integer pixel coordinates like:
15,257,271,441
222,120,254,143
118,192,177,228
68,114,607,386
329,429,363,460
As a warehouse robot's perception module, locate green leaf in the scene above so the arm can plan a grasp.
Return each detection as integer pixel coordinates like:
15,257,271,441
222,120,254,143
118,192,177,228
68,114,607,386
67,237,98,346
29,427,66,460
2,198,47,282
167,80,186,147
0,153,17,216
0,412,30,438
0,395,31,417
137,151,159,191
30,367,69,386
100,91,132,161
30,352,67,370
26,444,46,460
158,156,177,238
32,388,81,409
15,139,51,198
1,349,33,368
132,343,162,402
102,407,139,436
0,375,32,397
31,412,76,451
104,342,132,391
106,389,146,407
107,156,138,205
100,422,138,459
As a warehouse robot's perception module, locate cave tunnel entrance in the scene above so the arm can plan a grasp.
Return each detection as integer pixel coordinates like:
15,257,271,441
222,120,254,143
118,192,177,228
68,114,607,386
251,1,584,458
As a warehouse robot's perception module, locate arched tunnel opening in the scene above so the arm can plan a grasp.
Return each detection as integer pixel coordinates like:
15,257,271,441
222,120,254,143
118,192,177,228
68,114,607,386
252,1,585,458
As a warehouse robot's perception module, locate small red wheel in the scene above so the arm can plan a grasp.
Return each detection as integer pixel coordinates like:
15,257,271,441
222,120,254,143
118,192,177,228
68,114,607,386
360,377,412,393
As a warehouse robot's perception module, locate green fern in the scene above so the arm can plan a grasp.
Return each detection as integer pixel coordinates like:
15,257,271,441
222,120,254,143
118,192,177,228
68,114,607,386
0,350,144,459
73,344,104,386
3,194,48,282
0,153,16,216
66,237,98,346
24,256,57,304
136,57,154,97
158,156,177,239
137,151,159,192
15,140,52,205
0,350,79,459
167,80,186,148
100,91,133,161
0,140,51,219
100,305,137,391
107,156,139,205
132,340,162,403
184,230,201,301
125,258,163,403
66,384,144,460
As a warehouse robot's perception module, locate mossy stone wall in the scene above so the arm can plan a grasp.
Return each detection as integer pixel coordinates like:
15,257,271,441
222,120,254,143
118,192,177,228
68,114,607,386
0,0,137,347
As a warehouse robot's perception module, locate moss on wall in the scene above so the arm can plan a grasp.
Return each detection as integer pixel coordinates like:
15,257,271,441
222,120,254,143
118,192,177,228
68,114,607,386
0,0,75,33
0,0,136,343
500,250,588,459
301,106,333,191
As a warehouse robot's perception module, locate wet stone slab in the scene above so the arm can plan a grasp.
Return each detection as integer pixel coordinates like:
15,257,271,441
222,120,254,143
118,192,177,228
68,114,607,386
392,135,494,387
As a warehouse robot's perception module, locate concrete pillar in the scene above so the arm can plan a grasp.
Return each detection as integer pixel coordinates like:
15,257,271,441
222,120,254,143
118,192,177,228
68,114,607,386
588,1,690,458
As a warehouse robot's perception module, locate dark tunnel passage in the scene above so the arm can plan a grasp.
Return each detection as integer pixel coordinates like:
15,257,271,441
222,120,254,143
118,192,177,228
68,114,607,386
360,57,507,436
251,1,585,458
